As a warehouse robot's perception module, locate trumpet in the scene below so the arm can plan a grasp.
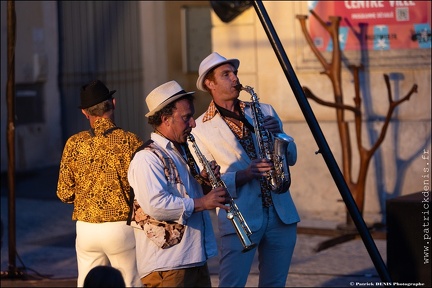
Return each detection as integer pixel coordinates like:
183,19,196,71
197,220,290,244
187,134,257,253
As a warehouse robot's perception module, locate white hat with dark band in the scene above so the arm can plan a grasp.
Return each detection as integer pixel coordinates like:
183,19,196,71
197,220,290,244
145,80,195,117
196,52,240,92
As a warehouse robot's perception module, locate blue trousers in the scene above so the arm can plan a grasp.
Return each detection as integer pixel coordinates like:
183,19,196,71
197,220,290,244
218,205,297,287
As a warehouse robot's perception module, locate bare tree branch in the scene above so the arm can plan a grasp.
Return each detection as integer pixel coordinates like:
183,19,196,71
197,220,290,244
303,86,360,115
296,10,419,223
369,75,418,156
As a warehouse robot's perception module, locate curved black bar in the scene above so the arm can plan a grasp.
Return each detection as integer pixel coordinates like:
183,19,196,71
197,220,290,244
251,0,392,283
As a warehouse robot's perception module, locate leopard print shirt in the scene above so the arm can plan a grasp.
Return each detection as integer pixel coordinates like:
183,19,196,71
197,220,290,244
57,118,143,223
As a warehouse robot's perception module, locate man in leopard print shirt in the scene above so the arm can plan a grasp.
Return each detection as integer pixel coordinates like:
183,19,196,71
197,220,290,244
57,80,143,287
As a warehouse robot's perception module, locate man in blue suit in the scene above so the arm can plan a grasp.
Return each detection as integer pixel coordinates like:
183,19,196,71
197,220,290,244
191,52,300,287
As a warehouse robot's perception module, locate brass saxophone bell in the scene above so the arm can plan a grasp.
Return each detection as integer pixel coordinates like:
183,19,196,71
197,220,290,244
241,84,293,194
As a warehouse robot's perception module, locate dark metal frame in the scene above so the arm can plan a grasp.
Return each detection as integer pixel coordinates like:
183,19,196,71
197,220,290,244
211,0,392,283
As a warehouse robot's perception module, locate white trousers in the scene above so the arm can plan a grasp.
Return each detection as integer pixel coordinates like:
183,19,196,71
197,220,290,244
76,220,141,287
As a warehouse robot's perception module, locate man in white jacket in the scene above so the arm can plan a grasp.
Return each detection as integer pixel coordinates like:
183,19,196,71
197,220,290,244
191,52,300,287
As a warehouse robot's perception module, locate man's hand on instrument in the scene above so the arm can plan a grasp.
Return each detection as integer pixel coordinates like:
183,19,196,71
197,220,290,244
262,116,282,133
200,160,221,180
194,187,230,212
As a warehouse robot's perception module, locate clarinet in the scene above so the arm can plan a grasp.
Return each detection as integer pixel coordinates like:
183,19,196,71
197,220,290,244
187,134,256,253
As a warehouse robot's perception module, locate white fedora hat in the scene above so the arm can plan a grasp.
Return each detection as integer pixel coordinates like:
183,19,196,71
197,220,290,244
145,80,195,117
196,52,240,92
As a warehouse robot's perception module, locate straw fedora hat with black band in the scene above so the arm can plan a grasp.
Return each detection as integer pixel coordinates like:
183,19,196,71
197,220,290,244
196,52,240,92
145,80,195,117
79,80,116,109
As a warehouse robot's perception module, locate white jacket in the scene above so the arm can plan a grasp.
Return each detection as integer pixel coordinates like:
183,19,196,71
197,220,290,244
190,101,300,237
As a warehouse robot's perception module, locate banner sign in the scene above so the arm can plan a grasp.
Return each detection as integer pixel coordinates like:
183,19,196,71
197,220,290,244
307,1,431,51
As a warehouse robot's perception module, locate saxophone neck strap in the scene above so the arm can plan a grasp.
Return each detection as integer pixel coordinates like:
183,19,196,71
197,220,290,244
214,102,255,132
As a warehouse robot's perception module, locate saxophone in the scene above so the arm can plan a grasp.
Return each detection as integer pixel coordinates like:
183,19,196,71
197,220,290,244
237,84,293,194
187,134,257,253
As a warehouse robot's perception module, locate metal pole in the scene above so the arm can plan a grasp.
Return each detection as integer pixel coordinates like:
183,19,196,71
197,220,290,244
252,0,392,283
4,0,20,279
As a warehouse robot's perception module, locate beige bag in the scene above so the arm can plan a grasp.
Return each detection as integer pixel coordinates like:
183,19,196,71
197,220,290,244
130,199,185,249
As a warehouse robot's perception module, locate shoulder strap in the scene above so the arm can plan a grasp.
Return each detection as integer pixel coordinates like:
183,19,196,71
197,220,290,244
88,126,122,137
132,139,153,159
146,142,180,185
127,139,154,225
127,139,183,225
103,126,121,136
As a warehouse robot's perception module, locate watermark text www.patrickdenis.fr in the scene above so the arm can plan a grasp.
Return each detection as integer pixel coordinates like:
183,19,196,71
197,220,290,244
421,149,430,266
